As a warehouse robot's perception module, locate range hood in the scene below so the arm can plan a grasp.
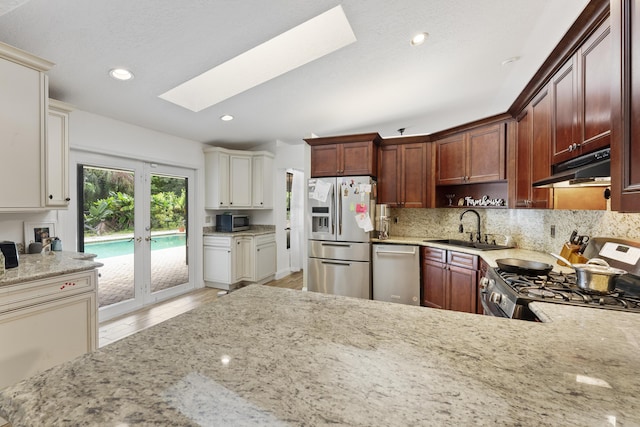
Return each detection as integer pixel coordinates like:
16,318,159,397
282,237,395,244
532,147,610,188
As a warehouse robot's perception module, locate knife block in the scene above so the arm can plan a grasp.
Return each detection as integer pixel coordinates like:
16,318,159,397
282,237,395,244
558,243,580,266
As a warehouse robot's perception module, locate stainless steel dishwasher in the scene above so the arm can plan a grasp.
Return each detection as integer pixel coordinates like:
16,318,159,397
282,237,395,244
372,244,420,305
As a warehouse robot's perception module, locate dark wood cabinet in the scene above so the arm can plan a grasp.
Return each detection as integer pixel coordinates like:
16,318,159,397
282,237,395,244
377,141,430,208
421,247,478,314
511,87,553,208
552,18,611,164
306,133,381,178
611,0,640,212
436,123,506,185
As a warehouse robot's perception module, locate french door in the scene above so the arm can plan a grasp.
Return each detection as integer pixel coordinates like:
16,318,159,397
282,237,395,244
78,153,195,321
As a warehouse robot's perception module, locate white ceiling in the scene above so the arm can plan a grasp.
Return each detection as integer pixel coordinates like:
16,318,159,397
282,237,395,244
0,0,590,148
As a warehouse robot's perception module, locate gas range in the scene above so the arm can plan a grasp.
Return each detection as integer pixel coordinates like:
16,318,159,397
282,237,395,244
481,268,640,320
480,237,640,320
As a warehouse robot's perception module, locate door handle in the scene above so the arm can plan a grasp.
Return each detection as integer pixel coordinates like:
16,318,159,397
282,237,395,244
321,242,351,247
338,183,342,236
375,248,416,255
321,261,351,266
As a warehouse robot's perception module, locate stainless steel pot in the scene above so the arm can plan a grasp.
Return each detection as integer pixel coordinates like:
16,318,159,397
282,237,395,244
551,254,627,294
573,259,627,294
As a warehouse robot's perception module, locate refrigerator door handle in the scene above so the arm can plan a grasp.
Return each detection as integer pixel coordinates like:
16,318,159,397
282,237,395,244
321,242,352,247
338,183,342,236
331,183,336,236
321,260,351,266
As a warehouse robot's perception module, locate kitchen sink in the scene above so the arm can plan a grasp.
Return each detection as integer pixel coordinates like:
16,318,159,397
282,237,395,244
424,239,513,251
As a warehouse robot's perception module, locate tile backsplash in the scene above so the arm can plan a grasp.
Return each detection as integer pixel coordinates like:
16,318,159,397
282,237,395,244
388,208,640,254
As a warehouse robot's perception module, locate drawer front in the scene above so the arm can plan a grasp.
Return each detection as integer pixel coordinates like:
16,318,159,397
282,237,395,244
254,233,275,246
421,246,447,263
447,250,478,270
0,271,97,314
203,235,232,247
308,240,370,262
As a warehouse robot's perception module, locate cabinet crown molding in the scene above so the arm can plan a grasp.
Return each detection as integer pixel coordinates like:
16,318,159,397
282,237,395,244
304,132,382,146
49,98,75,113
0,41,54,71
203,146,274,157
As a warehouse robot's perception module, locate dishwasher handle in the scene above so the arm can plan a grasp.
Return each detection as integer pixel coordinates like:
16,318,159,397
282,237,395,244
374,247,417,255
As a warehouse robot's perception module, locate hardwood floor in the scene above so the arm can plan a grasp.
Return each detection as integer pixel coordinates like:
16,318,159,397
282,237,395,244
98,271,303,347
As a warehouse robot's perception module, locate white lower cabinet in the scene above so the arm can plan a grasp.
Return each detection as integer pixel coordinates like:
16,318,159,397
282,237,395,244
0,270,98,389
255,234,276,281
203,237,233,285
204,233,276,290
234,236,254,282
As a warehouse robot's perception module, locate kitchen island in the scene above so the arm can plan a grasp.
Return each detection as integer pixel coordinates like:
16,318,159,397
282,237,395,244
1,284,639,426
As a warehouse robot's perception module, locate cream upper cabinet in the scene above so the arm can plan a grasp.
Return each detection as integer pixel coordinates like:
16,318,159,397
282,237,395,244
204,149,230,208
0,42,53,211
229,154,252,208
204,147,274,210
252,153,274,208
46,99,73,208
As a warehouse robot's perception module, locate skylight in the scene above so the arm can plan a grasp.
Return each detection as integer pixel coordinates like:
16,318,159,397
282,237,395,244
158,5,356,112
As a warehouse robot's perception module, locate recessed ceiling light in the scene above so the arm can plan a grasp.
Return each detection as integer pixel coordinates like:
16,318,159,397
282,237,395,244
220,114,234,121
501,56,520,66
109,68,134,81
410,32,429,46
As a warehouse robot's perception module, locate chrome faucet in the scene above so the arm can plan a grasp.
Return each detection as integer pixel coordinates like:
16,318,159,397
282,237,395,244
460,209,481,242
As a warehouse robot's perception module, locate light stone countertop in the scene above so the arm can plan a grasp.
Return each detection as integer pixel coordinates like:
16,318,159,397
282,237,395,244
203,225,275,237
0,251,103,288
373,236,575,273
1,284,639,426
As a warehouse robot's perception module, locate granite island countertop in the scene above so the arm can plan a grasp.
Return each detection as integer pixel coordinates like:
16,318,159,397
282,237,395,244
1,285,639,426
0,251,103,288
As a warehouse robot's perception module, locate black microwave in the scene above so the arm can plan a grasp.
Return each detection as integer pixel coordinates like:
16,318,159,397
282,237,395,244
216,215,250,232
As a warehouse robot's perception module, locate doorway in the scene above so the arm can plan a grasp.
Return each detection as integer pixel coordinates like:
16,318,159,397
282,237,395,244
78,155,195,321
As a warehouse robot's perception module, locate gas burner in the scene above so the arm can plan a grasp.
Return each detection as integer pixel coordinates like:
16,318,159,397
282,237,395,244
526,288,557,299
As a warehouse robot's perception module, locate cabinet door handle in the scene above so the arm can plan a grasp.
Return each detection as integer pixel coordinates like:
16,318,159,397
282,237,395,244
65,197,71,202
49,194,53,199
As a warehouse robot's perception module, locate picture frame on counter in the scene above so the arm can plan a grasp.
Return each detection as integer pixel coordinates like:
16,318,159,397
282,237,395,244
24,221,56,245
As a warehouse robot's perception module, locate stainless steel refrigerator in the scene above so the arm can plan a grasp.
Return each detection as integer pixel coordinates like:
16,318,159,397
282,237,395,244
307,176,375,299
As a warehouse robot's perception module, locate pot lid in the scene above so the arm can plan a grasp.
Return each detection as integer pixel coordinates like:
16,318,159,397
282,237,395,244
572,259,627,276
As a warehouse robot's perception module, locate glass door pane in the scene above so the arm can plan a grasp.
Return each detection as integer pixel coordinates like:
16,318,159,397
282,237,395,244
149,173,189,295
81,166,137,308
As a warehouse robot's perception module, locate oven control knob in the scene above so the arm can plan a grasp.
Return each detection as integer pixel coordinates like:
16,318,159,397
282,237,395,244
479,277,494,290
490,292,503,304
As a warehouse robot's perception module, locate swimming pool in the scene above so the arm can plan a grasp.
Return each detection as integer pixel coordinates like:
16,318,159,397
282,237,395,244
85,234,186,259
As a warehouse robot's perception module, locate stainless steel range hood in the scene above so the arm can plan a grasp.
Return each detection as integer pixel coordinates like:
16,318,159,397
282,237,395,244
532,148,610,188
